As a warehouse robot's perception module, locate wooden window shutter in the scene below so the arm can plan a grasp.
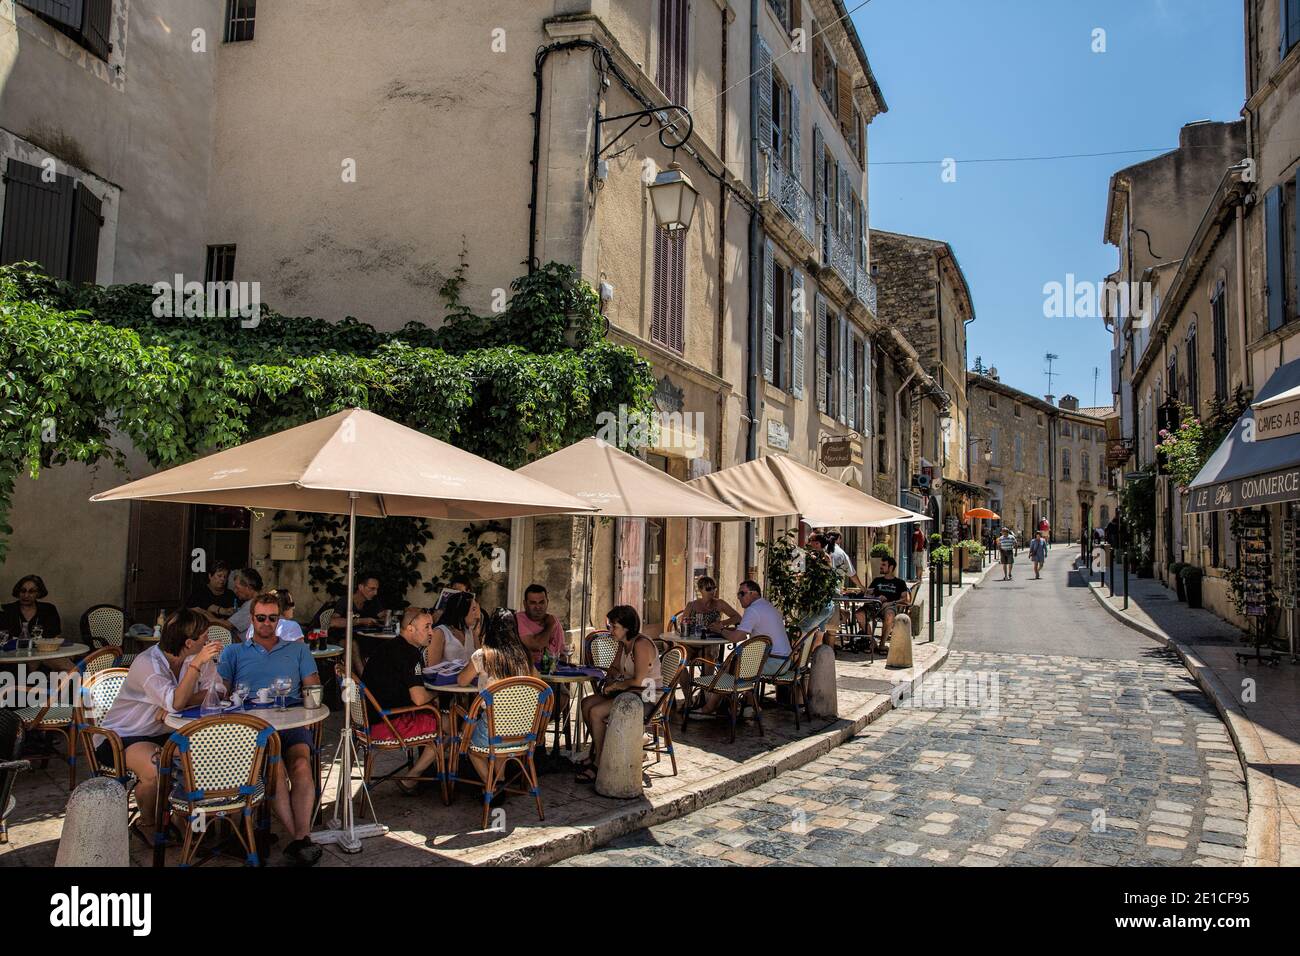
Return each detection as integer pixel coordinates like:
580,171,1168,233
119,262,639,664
652,230,685,352
1266,185,1286,331
790,0,802,34
657,0,689,105
788,86,801,179
837,314,848,424
812,126,824,211
68,181,103,285
0,158,75,278
652,229,668,344
837,68,853,133
762,238,776,383
669,233,685,352
811,21,824,92
859,198,869,270
18,0,83,30
791,270,806,399
847,334,857,430
862,336,873,437
815,293,828,412
756,38,774,155
82,0,111,59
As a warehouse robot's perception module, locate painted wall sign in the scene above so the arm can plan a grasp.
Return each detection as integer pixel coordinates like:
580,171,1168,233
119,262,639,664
820,439,853,468
1254,401,1300,441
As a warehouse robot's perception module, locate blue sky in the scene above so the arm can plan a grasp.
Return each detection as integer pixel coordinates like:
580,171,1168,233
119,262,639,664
857,0,1245,407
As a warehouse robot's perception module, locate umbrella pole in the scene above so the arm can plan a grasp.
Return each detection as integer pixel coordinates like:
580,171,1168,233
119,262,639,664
580,515,593,646
313,492,386,853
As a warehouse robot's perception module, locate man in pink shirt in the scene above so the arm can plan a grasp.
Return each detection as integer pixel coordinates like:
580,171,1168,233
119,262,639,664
516,584,565,664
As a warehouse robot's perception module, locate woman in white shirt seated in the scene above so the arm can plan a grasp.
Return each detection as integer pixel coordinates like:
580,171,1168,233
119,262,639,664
95,608,222,842
424,591,479,666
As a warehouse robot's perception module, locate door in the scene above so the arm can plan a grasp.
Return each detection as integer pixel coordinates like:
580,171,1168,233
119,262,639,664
616,517,646,614
126,501,192,625
187,505,251,604
643,517,666,636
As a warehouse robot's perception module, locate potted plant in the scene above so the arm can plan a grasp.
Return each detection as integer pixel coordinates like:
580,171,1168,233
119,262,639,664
870,542,894,579
1180,565,1204,609
1169,562,1186,601
958,539,984,572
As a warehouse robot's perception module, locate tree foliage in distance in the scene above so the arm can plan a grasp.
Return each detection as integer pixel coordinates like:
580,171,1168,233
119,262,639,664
0,261,655,568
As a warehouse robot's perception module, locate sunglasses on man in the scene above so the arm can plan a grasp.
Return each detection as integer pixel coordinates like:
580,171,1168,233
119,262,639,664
254,614,280,623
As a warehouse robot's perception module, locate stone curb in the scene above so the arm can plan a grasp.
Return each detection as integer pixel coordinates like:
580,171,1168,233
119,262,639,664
475,568,986,867
1073,561,1280,868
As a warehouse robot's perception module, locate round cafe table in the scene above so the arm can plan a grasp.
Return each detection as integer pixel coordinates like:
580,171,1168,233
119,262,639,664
311,644,344,659
539,670,605,757
0,642,89,665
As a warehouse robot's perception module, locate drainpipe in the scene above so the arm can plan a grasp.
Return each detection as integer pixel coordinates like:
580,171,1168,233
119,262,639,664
744,0,761,573
894,368,916,568
1235,203,1250,390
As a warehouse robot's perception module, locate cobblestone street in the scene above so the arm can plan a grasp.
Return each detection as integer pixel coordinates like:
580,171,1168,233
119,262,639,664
560,563,1249,866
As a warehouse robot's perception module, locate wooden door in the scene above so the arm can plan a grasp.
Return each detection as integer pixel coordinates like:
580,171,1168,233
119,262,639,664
126,501,191,625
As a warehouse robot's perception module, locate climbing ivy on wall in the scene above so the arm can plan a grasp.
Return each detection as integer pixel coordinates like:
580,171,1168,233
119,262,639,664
0,260,655,561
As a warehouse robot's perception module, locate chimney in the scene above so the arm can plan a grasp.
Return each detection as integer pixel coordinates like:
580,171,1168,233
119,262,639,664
1060,394,1080,411
1045,394,1056,407
988,367,999,381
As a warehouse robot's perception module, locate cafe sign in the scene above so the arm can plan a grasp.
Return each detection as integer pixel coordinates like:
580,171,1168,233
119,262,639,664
820,439,853,468
1186,465,1300,514
1254,399,1300,441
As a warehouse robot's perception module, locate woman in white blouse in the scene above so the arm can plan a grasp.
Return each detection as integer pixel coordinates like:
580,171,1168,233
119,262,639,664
424,591,479,666
95,608,221,842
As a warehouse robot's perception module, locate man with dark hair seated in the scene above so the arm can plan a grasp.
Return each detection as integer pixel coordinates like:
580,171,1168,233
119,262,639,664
217,592,322,866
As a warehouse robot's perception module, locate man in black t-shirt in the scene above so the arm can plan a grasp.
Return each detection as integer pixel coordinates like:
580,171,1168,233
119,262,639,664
360,607,441,792
862,556,911,644
329,574,388,658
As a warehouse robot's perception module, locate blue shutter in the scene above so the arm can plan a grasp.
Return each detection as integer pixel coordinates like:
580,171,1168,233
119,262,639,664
1267,185,1286,331
762,238,775,383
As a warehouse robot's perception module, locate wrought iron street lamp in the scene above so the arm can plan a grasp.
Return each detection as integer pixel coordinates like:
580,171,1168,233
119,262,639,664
648,161,698,233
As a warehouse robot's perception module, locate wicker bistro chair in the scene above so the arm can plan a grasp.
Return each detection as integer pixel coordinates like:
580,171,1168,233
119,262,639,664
0,710,30,845
681,636,771,744
155,714,279,867
205,624,234,647
77,645,123,678
75,667,133,785
582,630,618,670
81,604,128,651
758,633,817,730
448,676,553,831
644,646,687,776
346,681,445,805
14,681,80,789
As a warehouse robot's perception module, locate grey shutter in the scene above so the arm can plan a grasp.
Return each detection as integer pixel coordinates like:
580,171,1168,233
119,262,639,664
1295,169,1300,328
789,87,801,180
762,238,775,383
18,0,83,30
859,198,869,268
791,270,805,399
837,314,848,424
847,334,857,430
1284,0,1291,59
1267,185,1286,331
0,158,75,278
815,293,828,412
651,230,668,344
862,336,872,437
68,181,103,285
83,0,111,59
756,38,773,154
812,126,824,213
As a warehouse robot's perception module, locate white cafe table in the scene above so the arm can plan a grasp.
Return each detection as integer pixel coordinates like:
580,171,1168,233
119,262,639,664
0,642,89,665
164,703,330,732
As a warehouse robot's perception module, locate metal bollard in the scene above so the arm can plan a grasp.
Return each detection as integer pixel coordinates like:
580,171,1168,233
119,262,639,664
928,565,935,643
1122,548,1129,610
1107,545,1114,597
935,557,943,624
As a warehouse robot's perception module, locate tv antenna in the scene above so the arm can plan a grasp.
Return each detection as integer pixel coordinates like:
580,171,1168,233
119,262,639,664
1044,353,1059,399
1092,366,1099,408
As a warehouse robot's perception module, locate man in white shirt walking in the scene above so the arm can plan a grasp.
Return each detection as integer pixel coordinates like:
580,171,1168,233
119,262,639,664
997,529,1018,581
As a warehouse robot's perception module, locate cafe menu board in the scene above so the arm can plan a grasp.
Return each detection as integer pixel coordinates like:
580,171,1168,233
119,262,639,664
945,516,960,544
1282,515,1299,611
1239,510,1271,618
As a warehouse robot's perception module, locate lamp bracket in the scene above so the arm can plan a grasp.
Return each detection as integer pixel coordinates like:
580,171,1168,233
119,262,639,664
596,104,693,158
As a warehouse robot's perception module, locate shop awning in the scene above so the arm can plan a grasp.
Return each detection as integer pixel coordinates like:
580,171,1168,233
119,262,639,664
939,476,990,498
1187,357,1300,513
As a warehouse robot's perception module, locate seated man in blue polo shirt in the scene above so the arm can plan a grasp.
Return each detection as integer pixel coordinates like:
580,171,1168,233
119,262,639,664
217,592,322,866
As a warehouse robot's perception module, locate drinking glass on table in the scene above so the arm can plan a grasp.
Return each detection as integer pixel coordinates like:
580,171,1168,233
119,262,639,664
273,677,293,711
234,682,250,705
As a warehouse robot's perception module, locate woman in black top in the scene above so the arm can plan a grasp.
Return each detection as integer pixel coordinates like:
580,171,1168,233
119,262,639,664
186,561,238,621
1,574,62,641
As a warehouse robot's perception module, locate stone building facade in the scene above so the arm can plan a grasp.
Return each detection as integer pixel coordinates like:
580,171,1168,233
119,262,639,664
967,372,1054,541
872,230,978,528
0,0,914,637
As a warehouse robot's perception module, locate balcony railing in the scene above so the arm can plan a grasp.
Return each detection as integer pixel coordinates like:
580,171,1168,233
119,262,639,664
826,226,855,288
758,147,815,246
854,264,878,315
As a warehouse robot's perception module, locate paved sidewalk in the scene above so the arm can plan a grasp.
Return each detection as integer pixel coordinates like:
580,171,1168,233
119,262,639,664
1078,562,1300,866
0,566,983,868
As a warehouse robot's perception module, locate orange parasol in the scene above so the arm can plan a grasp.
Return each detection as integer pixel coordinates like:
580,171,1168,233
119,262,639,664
963,508,1000,520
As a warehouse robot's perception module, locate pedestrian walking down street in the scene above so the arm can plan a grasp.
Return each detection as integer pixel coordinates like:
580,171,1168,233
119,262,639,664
1029,530,1047,580
998,528,1017,580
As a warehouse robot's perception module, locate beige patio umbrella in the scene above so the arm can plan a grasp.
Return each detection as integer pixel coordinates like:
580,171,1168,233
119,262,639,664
687,454,931,528
518,437,748,638
92,408,594,853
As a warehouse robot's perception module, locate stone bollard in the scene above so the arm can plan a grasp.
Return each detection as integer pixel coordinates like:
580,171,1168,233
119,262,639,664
807,645,838,719
595,692,646,799
885,617,914,669
56,776,129,867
